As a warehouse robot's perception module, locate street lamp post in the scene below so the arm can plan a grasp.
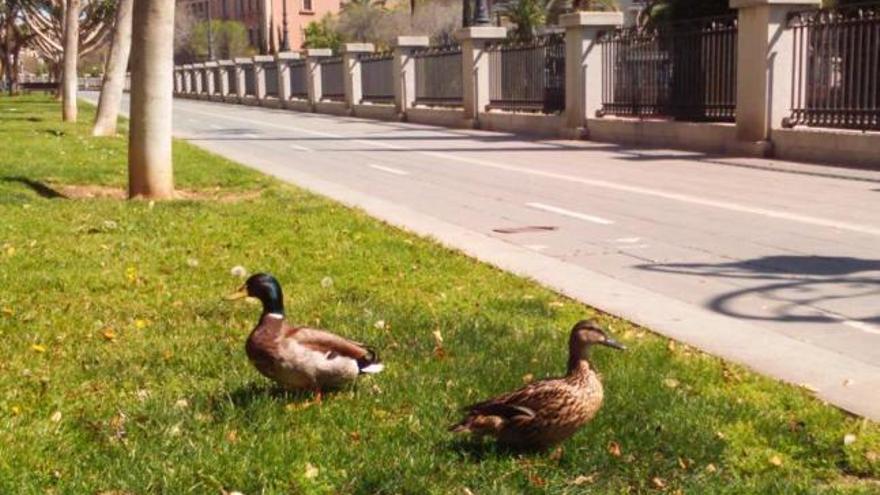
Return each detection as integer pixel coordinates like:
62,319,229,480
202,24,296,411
473,0,490,25
206,0,215,60
281,0,290,51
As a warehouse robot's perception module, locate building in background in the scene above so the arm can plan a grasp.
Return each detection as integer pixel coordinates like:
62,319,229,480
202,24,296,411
178,0,341,54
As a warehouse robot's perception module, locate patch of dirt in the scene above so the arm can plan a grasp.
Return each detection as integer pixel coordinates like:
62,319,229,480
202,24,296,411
57,184,126,199
55,184,262,202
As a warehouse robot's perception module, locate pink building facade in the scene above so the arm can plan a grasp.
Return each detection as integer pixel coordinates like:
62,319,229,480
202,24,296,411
181,0,341,53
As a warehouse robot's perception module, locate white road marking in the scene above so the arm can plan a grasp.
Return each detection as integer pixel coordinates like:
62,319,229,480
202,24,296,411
526,202,615,225
353,138,404,150
176,106,880,237
368,164,409,176
288,143,312,152
841,320,880,335
814,308,880,335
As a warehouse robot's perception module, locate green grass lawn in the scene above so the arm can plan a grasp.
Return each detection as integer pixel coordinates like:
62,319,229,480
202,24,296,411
1,95,878,494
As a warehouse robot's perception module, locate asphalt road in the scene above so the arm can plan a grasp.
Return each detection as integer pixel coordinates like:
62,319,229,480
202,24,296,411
86,93,880,419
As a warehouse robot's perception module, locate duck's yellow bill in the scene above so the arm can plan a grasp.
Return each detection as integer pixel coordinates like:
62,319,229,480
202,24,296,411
225,285,248,301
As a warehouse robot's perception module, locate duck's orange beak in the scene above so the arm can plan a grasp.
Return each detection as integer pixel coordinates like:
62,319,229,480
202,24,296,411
225,284,248,301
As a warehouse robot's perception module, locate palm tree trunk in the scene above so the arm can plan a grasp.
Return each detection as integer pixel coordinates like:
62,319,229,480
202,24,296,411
128,0,175,199
62,0,80,122
92,0,134,136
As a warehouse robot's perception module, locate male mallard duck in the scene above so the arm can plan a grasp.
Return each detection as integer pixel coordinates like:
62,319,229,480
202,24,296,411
227,273,383,401
450,320,624,449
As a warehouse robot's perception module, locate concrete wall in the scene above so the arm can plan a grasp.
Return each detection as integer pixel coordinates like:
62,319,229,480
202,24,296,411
314,100,349,116
284,99,312,112
479,111,564,138
352,104,399,121
406,107,472,128
772,128,880,169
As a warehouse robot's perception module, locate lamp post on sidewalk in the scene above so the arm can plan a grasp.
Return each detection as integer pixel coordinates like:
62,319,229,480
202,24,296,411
473,0,490,25
281,0,290,51
206,0,215,60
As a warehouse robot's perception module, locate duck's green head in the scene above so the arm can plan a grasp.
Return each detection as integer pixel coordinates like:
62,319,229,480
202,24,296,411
227,273,285,316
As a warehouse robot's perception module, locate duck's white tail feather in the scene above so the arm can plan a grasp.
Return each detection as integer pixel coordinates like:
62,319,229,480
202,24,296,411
360,363,384,374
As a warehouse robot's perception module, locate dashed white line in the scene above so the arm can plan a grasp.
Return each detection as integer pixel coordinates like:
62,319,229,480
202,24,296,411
288,143,312,152
841,320,880,335
526,202,615,225
368,164,409,176
353,138,404,150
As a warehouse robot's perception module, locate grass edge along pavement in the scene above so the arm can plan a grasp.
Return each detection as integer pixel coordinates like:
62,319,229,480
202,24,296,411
0,95,879,493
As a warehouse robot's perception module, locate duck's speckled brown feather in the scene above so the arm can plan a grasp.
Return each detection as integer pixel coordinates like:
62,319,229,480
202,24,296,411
452,361,605,449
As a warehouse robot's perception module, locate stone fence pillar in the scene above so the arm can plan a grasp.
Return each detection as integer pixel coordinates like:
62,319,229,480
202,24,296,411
182,64,193,95
454,26,507,123
393,36,430,117
193,63,205,96
218,60,234,100
561,11,623,136
204,61,218,97
277,51,300,102
731,0,820,144
233,57,251,101
342,43,374,110
253,55,274,102
173,68,182,95
305,48,333,109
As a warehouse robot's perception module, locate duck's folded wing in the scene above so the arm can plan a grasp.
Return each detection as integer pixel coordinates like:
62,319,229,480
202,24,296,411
292,327,371,360
466,381,559,418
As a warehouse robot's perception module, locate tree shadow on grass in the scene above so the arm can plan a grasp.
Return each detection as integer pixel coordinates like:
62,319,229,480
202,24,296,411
1,176,67,198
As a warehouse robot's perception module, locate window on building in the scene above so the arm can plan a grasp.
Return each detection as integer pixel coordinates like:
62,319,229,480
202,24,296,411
302,0,312,11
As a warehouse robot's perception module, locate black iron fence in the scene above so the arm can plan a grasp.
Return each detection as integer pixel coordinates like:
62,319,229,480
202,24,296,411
264,64,279,97
361,51,395,104
227,67,238,95
599,15,738,122
414,44,463,106
487,33,566,113
289,60,308,99
213,68,222,95
199,70,209,94
320,56,345,101
786,3,880,131
243,65,256,96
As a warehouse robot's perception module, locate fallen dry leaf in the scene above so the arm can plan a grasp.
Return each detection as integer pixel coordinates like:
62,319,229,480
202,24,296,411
651,477,666,489
549,446,564,461
50,411,62,423
678,457,689,470
667,340,676,352
570,473,597,486
663,378,680,389
226,430,239,443
608,441,622,457
769,455,783,467
174,399,189,409
522,373,534,384
304,462,319,479
102,329,116,341
527,473,546,487
134,319,149,330
705,463,717,473
31,344,46,353
1,307,14,317
844,434,857,446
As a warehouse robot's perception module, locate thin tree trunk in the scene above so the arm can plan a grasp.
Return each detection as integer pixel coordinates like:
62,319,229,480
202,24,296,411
62,0,80,122
128,0,175,199
93,0,133,136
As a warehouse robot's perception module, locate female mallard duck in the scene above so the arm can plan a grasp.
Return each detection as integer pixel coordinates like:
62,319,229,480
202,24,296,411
228,273,383,401
450,320,624,449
